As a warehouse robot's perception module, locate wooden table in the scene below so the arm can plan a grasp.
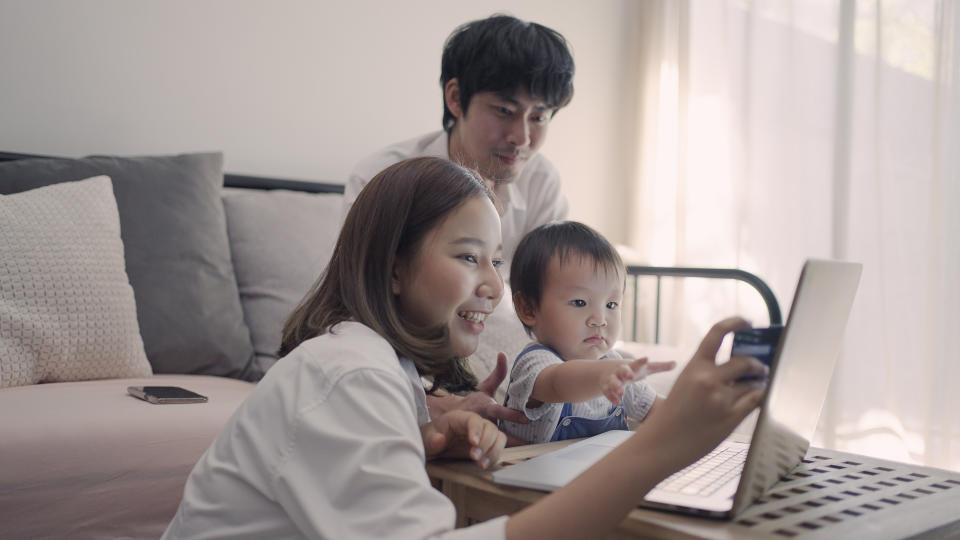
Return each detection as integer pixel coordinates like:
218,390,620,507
427,440,960,539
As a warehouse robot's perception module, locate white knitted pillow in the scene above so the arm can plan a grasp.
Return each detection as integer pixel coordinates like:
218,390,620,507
0,175,152,388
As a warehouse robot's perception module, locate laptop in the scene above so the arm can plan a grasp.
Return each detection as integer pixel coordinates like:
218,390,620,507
491,259,862,519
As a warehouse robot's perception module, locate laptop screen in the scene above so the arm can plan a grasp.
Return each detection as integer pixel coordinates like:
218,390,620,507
733,259,862,514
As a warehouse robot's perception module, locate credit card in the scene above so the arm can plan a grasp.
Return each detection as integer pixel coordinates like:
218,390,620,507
733,326,782,381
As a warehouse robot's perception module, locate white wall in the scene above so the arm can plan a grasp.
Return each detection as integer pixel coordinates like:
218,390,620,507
0,0,636,242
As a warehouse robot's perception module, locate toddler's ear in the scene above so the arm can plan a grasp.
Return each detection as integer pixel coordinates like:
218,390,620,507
513,292,538,327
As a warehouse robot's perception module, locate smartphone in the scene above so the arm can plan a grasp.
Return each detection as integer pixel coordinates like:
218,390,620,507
732,326,783,381
127,386,208,404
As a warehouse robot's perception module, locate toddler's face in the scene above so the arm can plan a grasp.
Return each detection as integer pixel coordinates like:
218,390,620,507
528,255,623,360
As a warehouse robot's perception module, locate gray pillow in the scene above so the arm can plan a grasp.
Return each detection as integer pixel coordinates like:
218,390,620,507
221,188,341,375
0,153,256,379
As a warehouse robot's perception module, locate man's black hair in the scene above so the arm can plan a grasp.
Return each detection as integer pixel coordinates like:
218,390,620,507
440,14,575,133
510,221,623,334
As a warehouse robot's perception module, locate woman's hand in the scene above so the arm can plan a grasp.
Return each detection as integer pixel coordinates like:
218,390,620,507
420,410,506,469
641,317,768,469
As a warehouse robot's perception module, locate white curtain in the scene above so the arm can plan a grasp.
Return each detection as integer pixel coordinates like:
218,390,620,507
629,0,960,471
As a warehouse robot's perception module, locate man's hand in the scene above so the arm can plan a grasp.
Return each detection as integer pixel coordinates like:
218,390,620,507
427,353,528,423
425,352,530,446
421,410,506,469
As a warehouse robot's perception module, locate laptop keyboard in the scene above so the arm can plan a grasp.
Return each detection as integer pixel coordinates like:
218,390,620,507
657,447,748,496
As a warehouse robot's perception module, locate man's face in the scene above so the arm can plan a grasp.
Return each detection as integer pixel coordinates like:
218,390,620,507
446,83,555,184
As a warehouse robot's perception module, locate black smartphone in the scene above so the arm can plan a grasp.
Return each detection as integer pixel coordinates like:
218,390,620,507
127,386,208,404
732,326,783,381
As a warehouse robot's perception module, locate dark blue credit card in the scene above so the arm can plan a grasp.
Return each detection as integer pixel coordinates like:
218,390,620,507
733,326,782,381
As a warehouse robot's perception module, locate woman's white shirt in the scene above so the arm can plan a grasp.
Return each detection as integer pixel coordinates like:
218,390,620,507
162,321,507,539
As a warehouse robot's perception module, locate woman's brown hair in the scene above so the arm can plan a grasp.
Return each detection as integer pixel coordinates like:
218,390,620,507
279,157,498,393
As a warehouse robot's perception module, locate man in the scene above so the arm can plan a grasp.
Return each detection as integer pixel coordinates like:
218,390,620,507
343,14,577,430
344,14,575,277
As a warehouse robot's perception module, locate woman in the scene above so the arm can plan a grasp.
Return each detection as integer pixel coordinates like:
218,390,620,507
163,157,766,539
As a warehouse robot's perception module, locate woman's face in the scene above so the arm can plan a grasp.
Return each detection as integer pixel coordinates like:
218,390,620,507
393,195,504,358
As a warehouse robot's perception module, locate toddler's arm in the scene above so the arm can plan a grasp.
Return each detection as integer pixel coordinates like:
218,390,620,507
530,358,673,406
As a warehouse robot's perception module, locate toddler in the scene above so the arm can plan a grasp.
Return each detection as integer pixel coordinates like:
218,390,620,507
500,221,674,443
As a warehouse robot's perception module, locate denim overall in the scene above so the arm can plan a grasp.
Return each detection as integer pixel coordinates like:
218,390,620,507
549,401,627,442
508,344,629,442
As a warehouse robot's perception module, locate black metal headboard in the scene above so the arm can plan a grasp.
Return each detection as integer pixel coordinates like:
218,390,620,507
624,265,782,343
0,151,345,194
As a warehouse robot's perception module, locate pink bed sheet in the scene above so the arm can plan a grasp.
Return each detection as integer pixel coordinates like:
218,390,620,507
0,374,254,539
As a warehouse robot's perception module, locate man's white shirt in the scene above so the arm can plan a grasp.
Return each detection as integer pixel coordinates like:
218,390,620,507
344,130,569,277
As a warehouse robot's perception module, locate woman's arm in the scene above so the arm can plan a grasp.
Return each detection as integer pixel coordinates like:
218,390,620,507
274,365,510,539
506,317,768,540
